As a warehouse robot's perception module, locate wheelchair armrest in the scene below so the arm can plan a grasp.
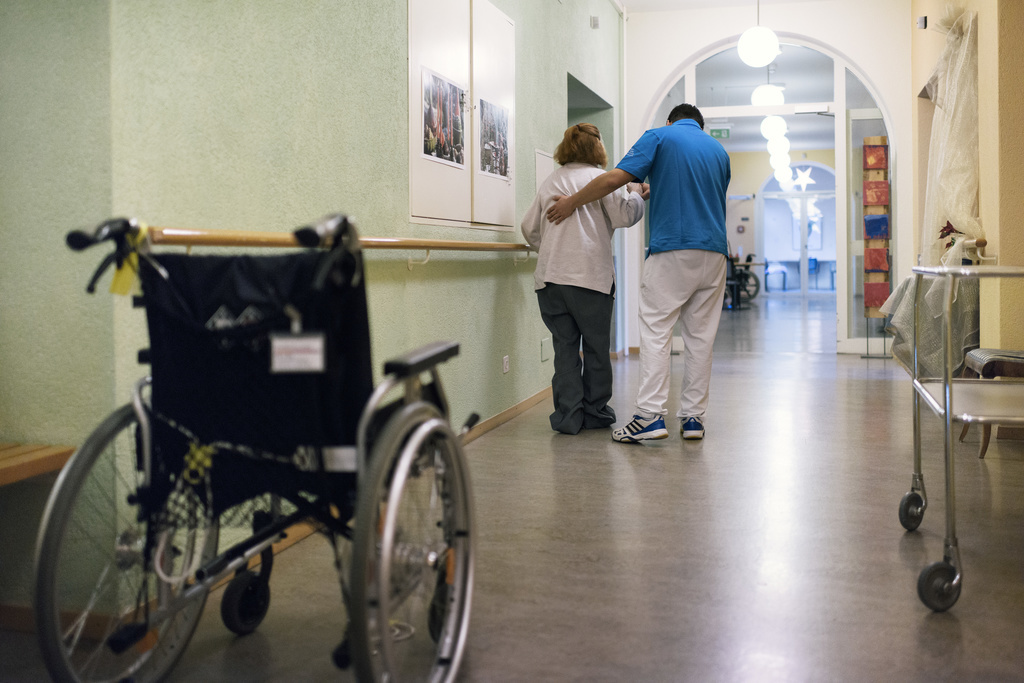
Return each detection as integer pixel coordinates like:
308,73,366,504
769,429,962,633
383,340,460,379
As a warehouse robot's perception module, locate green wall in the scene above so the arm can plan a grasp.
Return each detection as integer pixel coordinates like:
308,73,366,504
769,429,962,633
0,0,113,607
0,0,625,604
103,0,627,428
0,2,114,444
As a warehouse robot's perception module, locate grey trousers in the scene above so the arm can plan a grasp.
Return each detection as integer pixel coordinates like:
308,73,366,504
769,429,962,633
536,283,616,434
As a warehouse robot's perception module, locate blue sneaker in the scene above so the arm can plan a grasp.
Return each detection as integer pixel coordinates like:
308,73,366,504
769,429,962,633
681,416,705,440
612,415,668,443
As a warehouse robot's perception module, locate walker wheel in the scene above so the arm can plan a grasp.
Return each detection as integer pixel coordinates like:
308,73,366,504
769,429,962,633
333,637,352,669
220,570,271,635
898,491,924,531
917,561,960,612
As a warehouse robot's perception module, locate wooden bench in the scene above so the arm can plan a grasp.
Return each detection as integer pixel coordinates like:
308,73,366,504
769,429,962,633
0,443,75,487
0,443,76,632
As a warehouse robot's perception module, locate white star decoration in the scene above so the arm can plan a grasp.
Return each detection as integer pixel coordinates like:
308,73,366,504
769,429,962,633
793,166,816,192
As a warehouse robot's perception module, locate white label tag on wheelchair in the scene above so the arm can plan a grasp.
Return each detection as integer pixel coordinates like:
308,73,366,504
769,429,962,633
270,333,325,373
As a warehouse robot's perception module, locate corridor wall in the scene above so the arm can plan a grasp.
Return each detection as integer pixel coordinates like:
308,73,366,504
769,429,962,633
0,0,627,605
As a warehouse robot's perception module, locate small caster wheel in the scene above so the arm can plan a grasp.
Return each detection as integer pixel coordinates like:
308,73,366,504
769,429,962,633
332,637,351,670
898,491,925,531
917,561,960,612
220,569,271,635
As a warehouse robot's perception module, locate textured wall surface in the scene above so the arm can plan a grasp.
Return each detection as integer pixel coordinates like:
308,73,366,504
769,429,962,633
0,0,626,605
102,0,625,428
995,0,1024,348
0,2,114,444
0,0,113,605
0,0,627,443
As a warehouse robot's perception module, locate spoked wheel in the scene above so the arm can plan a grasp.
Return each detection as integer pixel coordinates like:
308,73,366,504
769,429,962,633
739,271,760,300
349,402,475,683
34,405,218,683
898,491,925,531
917,561,961,612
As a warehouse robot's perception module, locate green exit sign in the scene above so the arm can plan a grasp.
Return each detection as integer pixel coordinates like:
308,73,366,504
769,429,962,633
709,128,730,140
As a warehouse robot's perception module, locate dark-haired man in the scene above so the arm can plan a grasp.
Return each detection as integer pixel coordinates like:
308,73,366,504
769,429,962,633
546,103,730,443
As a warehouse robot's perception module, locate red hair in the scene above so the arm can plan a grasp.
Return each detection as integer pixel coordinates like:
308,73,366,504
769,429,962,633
553,123,607,168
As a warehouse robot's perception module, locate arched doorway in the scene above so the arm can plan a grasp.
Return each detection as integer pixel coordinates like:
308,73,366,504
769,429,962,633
637,36,895,354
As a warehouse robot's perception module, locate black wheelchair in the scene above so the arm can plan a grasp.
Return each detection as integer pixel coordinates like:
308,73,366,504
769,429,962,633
724,255,761,309
733,254,761,301
33,214,476,682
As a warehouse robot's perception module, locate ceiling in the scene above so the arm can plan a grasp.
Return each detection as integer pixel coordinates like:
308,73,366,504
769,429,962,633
616,0,862,155
690,43,841,154
622,0,822,12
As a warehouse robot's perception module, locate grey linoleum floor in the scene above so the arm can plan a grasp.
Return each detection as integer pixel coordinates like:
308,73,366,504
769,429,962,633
5,292,1024,681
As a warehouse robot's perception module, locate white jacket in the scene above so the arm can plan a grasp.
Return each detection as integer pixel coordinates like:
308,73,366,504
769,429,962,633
521,162,644,293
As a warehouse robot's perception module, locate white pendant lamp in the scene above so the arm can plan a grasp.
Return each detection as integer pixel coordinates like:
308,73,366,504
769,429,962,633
737,1,781,68
769,153,792,171
751,83,785,107
774,166,794,184
766,136,791,156
760,115,787,140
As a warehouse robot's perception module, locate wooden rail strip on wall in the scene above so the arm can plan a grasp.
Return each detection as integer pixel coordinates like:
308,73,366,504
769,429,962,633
148,227,532,253
0,443,75,487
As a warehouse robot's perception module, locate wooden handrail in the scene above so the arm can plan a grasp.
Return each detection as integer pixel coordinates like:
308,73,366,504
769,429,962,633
148,226,532,252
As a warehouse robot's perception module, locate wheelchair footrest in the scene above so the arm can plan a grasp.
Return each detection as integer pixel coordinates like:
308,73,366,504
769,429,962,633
383,341,459,379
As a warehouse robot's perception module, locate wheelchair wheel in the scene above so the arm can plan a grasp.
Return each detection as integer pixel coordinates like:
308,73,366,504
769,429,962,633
349,402,475,683
739,271,760,300
34,405,218,683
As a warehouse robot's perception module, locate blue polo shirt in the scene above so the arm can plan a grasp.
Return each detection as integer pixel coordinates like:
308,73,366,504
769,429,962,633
615,118,731,256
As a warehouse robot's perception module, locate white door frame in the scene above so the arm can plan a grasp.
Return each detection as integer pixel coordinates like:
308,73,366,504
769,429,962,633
622,35,898,355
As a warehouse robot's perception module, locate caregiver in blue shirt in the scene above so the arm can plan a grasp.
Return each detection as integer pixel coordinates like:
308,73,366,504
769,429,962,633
546,103,731,443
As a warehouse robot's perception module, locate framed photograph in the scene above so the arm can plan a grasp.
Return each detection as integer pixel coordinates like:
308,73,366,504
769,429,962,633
478,99,510,179
421,67,466,169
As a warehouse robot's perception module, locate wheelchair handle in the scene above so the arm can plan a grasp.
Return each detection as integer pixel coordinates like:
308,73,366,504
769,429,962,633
293,214,364,290
66,217,135,251
293,213,356,249
66,218,140,294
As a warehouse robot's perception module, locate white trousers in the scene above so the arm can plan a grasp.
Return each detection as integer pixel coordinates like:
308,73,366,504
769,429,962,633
635,249,727,420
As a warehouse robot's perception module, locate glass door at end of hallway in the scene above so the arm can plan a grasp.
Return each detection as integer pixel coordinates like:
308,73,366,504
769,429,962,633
760,164,838,297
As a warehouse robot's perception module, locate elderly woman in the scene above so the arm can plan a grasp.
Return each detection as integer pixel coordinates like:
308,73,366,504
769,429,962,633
522,123,648,434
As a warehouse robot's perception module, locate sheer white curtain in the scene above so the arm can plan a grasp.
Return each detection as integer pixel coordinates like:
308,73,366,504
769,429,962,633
882,7,980,375
920,7,980,267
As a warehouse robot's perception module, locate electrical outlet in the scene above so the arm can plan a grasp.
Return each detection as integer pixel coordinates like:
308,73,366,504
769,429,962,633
502,355,510,374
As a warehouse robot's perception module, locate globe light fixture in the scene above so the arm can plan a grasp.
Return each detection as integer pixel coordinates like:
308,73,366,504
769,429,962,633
774,166,794,184
766,136,791,156
751,83,785,107
737,2,780,68
738,26,781,68
760,115,787,140
769,153,792,171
